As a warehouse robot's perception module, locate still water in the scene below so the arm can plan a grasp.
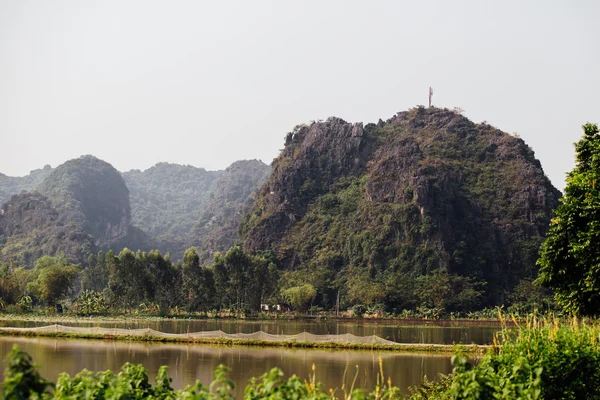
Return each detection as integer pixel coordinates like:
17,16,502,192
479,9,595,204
0,319,500,345
0,337,453,396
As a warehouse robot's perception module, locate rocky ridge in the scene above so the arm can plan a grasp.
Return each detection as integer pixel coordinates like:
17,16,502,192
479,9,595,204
241,107,561,308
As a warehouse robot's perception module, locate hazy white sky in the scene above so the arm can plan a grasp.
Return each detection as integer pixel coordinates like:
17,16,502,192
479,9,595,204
1,1,598,189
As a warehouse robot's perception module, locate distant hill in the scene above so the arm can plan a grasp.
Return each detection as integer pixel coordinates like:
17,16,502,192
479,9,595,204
0,157,270,265
38,155,132,248
194,160,271,261
0,165,53,206
1,155,132,265
241,107,561,309
0,192,92,265
122,160,269,259
121,163,220,256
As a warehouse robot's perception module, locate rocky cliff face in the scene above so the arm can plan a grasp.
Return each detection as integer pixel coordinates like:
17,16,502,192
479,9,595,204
194,159,270,261
242,118,372,250
241,107,561,306
0,192,93,265
38,155,131,248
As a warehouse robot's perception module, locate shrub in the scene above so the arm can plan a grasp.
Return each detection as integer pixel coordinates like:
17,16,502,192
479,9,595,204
2,348,401,399
433,318,600,399
352,304,367,318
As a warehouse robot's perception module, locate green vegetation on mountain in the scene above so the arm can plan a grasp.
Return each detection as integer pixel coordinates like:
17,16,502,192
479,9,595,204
0,109,573,316
0,156,132,265
122,160,269,259
0,192,92,266
0,165,53,206
0,156,268,265
122,163,219,254
537,123,600,316
241,107,561,313
194,160,270,261
38,155,131,249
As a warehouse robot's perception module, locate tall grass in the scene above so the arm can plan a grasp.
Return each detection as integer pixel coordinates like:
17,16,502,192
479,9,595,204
413,314,600,399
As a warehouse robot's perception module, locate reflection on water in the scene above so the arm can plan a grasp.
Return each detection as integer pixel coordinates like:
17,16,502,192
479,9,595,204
0,319,500,344
0,337,453,397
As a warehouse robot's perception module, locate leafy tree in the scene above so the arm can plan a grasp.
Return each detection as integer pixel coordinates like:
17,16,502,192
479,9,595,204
182,247,209,311
209,246,273,312
537,123,600,316
145,250,178,312
346,268,385,306
415,269,485,312
26,256,80,305
211,252,229,309
250,252,279,307
81,250,108,292
35,265,80,305
112,249,138,307
10,267,35,300
281,284,316,312
223,246,251,310
507,279,554,313
415,270,451,310
0,263,21,304
103,248,180,312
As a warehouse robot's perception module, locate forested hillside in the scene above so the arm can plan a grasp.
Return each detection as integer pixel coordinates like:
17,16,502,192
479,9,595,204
194,160,271,261
0,165,53,206
0,108,563,314
122,160,269,258
38,155,131,249
0,192,92,266
0,157,269,265
0,156,131,265
122,164,219,248
241,107,561,312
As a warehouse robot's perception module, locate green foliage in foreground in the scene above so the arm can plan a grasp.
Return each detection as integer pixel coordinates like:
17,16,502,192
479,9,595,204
4,319,600,399
413,318,600,399
1,346,399,399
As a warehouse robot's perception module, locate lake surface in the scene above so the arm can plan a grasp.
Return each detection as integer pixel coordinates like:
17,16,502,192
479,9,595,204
0,337,453,396
0,319,501,345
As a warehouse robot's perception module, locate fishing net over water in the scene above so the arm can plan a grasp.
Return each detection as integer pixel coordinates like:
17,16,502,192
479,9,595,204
1,324,401,345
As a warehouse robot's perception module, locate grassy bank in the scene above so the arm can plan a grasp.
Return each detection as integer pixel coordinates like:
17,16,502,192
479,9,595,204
0,326,488,354
0,312,509,328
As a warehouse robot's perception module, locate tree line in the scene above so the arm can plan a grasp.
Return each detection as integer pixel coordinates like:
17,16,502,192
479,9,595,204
0,243,548,316
0,246,280,315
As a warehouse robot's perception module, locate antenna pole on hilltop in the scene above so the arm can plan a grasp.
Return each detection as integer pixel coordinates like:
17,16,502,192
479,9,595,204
428,87,433,108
